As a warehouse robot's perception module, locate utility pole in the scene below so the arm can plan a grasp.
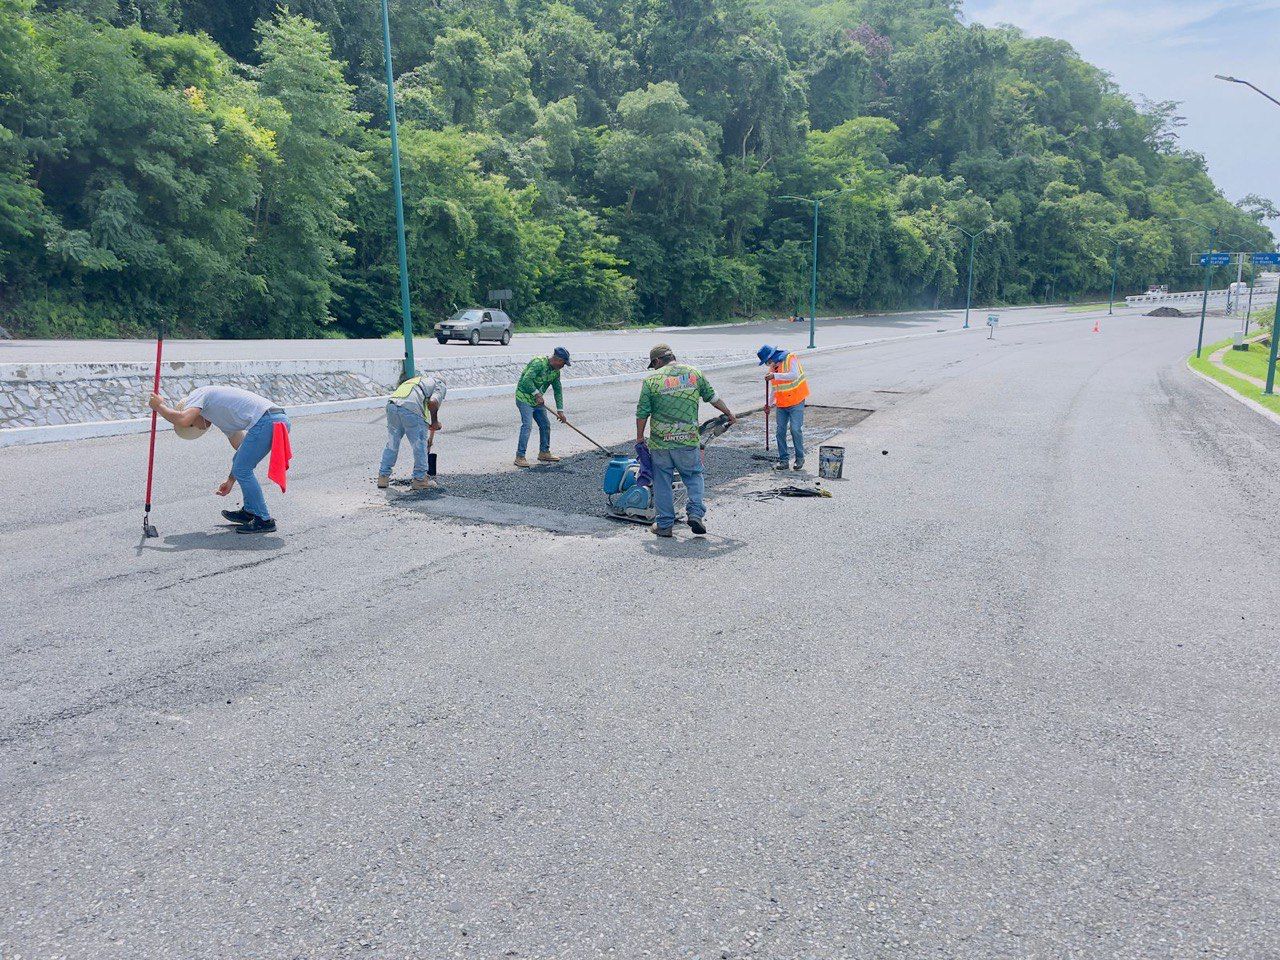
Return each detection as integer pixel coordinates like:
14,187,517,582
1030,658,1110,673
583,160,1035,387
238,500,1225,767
958,227,981,329
780,187,857,349
380,0,415,377
1169,216,1218,359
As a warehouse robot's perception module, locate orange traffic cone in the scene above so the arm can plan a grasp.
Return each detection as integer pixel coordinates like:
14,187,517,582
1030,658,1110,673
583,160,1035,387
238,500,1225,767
1092,319,1101,333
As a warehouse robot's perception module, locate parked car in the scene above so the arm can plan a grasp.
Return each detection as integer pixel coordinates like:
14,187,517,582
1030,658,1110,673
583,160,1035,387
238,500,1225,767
435,308,513,346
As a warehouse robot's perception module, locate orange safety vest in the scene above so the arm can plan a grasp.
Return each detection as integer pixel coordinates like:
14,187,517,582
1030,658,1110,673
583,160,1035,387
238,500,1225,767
771,352,810,408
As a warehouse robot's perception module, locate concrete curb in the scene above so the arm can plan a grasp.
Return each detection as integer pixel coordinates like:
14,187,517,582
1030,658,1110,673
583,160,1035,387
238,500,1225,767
1185,361,1280,428
0,312,1094,448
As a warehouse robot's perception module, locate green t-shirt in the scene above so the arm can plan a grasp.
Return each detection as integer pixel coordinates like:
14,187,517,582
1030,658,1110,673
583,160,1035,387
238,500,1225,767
515,356,564,408
636,363,716,449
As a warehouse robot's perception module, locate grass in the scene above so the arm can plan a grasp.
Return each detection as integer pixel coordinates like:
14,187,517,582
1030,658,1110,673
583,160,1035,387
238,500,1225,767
1066,301,1111,313
1187,325,1280,417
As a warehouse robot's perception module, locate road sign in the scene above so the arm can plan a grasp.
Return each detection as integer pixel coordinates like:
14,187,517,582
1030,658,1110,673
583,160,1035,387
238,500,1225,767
488,289,513,302
1251,252,1280,265
1199,253,1231,266
986,314,999,326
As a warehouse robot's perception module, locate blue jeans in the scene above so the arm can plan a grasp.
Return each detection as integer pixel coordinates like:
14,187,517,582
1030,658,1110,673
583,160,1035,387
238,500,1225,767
775,401,805,464
232,411,289,521
516,400,551,457
379,402,429,479
652,446,705,530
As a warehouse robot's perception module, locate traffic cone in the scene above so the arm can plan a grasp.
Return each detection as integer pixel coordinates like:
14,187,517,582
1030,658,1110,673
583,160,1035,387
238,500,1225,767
1092,319,1101,333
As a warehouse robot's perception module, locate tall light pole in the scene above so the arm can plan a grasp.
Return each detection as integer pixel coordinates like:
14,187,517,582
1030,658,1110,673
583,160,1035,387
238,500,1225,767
957,227,982,329
1169,216,1219,358
380,0,415,377
1213,76,1280,385
780,187,857,349
1096,234,1124,316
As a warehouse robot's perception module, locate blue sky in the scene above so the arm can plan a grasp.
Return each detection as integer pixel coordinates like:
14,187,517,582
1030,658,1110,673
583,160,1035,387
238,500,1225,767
964,0,1280,238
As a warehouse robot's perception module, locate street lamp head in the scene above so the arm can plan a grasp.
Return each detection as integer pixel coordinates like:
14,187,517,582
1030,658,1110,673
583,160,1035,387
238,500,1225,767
1214,74,1242,83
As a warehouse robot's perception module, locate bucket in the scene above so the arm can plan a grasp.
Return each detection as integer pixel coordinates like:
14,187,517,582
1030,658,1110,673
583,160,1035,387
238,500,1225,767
818,445,845,480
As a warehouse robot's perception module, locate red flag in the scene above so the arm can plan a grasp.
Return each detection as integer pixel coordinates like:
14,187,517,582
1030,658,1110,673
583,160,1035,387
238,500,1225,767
267,421,292,492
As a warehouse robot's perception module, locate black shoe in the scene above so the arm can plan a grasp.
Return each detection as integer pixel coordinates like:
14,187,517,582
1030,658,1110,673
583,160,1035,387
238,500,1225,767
221,508,255,524
688,516,707,535
773,462,790,471
792,460,805,471
235,516,277,535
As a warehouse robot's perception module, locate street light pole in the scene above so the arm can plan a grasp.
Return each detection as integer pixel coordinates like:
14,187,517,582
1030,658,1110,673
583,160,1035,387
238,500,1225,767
958,227,980,329
1169,216,1218,359
780,187,857,349
380,0,415,377
809,199,819,349
1266,281,1280,394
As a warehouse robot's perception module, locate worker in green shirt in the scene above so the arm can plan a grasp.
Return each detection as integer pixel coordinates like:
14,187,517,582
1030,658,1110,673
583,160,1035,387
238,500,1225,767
636,344,736,537
514,346,570,467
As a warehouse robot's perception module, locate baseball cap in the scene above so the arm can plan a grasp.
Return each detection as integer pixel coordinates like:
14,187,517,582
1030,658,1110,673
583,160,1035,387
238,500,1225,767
648,344,675,368
552,346,572,365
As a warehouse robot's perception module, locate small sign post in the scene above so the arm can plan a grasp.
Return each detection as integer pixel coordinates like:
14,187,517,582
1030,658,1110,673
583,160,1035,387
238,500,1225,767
986,313,999,340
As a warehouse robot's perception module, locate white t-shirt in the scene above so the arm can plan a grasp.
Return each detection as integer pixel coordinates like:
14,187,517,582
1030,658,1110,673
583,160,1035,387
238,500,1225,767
183,386,274,437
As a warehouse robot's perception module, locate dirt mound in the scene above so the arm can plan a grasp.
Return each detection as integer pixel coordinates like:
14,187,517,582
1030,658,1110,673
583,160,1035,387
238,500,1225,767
1147,306,1186,317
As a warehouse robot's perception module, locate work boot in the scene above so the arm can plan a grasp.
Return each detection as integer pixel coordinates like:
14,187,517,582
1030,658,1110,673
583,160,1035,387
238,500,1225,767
221,507,254,524
650,524,674,538
514,456,533,468
235,516,277,535
792,460,805,472
537,451,561,463
688,515,707,535
773,461,790,471
410,477,430,491
376,474,390,489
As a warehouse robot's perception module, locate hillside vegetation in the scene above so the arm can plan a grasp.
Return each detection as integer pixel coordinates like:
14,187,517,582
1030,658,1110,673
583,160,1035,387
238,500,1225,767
0,0,1272,337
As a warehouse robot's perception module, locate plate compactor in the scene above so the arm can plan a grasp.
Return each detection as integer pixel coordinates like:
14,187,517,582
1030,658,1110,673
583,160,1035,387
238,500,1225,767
603,444,681,524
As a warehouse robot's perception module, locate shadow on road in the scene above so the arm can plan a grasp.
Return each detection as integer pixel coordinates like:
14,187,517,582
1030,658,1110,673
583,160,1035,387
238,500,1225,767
641,533,746,559
139,529,286,553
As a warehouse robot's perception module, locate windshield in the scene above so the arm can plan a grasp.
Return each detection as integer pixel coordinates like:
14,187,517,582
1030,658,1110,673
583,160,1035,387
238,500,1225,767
449,310,484,322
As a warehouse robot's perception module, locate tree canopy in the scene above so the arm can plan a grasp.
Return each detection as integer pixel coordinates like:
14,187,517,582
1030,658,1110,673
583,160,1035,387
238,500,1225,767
0,0,1271,336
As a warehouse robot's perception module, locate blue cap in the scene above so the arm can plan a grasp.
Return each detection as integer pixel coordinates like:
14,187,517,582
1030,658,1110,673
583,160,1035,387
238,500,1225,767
770,348,789,364
553,346,571,366
756,344,773,365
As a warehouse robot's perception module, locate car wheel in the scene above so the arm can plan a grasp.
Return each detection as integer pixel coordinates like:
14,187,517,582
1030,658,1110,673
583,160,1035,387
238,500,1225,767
469,330,480,346
436,336,448,345
500,329,511,346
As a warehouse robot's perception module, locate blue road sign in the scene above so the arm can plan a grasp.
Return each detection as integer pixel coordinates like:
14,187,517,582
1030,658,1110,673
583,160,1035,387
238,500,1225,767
1199,253,1231,266
1251,252,1280,265
986,314,999,326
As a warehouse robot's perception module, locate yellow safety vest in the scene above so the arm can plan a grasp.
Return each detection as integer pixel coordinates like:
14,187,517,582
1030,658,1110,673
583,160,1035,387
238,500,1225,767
771,353,809,408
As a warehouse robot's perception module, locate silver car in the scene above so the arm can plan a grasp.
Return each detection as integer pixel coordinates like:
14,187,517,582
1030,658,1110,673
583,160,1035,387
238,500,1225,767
435,308,513,346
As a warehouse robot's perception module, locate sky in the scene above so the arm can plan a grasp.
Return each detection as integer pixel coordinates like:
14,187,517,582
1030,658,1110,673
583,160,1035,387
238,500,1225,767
963,0,1280,239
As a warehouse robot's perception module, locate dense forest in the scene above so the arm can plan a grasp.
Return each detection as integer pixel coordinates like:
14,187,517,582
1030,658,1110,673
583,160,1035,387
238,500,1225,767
0,0,1274,337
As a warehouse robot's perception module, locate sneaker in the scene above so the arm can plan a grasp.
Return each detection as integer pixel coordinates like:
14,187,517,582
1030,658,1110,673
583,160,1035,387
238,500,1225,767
376,474,390,489
537,451,561,463
650,523,674,538
773,461,790,471
410,478,430,491
221,508,255,524
235,516,277,535
688,516,707,535
514,456,533,468
792,460,805,471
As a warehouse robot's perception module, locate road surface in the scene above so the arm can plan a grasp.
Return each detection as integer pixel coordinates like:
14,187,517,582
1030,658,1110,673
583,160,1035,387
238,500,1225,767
2,307,1276,958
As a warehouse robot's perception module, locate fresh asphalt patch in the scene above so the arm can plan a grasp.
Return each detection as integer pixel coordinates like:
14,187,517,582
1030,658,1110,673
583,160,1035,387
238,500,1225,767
384,404,874,533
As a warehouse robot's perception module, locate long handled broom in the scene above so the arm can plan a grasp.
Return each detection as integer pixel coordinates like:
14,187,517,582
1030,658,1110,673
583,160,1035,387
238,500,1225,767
141,322,163,538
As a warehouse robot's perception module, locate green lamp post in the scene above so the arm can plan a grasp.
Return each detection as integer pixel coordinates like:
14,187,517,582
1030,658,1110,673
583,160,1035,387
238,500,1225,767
380,0,415,377
780,187,857,349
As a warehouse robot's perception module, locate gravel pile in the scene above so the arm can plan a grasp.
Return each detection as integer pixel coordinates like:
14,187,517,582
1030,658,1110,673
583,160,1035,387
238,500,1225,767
390,404,872,525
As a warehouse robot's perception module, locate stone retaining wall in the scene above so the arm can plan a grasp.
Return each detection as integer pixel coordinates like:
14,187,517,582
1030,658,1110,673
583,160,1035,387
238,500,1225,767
0,351,738,430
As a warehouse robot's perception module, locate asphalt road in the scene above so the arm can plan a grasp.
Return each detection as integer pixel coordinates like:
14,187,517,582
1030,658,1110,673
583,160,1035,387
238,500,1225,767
1,302,1105,364
2,308,1276,959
